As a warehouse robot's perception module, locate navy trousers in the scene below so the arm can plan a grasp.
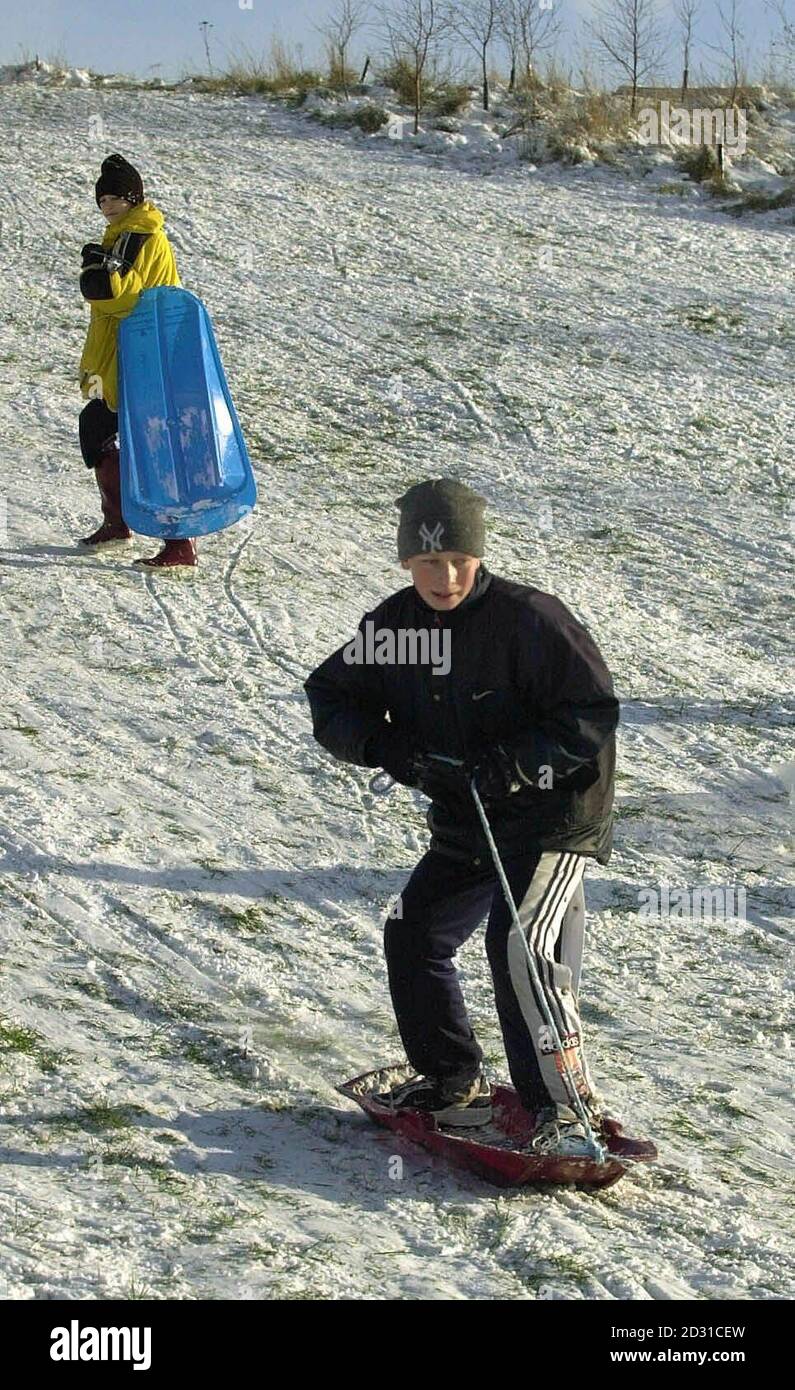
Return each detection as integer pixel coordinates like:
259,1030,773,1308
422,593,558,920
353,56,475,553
384,848,594,1114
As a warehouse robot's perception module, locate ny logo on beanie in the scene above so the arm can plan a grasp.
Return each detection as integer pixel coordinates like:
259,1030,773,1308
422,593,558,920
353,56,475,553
419,522,444,552
396,479,487,562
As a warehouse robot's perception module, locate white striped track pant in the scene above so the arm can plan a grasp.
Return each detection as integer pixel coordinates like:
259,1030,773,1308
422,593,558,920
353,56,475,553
384,847,596,1115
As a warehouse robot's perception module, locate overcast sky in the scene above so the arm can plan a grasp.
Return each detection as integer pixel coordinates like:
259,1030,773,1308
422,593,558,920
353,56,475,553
0,0,784,86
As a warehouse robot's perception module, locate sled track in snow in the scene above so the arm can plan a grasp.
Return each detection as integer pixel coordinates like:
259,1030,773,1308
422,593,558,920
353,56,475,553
220,527,307,684
0,813,343,1098
0,671,271,861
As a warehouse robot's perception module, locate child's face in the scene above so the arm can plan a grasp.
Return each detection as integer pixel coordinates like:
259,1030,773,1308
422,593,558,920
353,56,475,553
401,552,481,611
98,194,131,223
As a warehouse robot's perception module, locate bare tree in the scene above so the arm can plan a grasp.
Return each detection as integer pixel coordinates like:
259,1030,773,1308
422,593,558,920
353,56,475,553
498,0,562,93
585,0,667,115
448,0,500,110
518,0,563,83
317,0,370,96
498,0,521,90
674,0,699,100
376,0,449,132
766,0,795,78
706,0,749,104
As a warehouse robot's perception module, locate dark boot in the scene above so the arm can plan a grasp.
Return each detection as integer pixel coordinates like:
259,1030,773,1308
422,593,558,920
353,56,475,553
79,443,132,547
134,538,198,571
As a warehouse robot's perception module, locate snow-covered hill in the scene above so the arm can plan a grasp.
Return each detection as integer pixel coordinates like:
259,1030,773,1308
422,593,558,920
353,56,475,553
0,84,792,1301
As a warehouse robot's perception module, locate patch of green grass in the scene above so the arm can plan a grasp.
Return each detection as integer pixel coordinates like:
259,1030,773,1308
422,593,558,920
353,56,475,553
101,1150,167,1172
1,716,39,737
89,1147,187,1194
186,1208,239,1244
163,822,201,841
196,857,230,878
119,665,172,679
242,1241,279,1264
411,313,466,339
675,143,721,182
518,1251,593,1293
741,930,782,957
485,1199,514,1250
181,1039,218,1066
311,104,388,134
188,67,324,99
435,1203,471,1238
69,976,107,1001
79,1101,147,1132
0,1018,67,1073
666,1109,703,1141
674,303,744,335
728,186,794,215
544,1253,591,1284
168,1030,262,1084
125,1276,153,1300
584,525,648,556
430,83,471,116
299,1235,337,1263
256,1027,333,1058
155,995,209,1024
220,905,270,932
6,1202,45,1238
712,1097,754,1120
0,1021,39,1056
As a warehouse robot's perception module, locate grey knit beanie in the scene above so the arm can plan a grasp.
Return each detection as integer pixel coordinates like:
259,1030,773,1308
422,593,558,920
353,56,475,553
396,479,487,561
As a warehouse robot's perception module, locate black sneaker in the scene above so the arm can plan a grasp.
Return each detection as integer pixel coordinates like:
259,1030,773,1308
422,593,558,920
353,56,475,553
375,1072,492,1128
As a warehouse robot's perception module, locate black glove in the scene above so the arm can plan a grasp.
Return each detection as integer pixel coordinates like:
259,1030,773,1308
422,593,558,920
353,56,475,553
411,753,469,804
364,728,424,788
470,744,522,801
81,242,107,269
365,732,467,803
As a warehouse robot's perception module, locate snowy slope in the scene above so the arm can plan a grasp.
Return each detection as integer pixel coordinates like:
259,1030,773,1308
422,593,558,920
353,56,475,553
0,84,792,1301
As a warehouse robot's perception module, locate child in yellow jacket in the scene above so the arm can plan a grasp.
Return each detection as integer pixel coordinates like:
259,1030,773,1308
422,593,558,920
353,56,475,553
78,153,197,569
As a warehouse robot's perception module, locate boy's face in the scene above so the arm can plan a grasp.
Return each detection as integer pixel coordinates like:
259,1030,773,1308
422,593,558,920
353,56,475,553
98,194,131,223
401,552,481,611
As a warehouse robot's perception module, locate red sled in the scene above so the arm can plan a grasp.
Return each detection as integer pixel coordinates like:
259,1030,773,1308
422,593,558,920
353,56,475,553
338,1065,657,1191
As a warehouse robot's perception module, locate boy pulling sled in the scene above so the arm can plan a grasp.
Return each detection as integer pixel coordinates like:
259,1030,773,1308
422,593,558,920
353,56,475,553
306,480,622,1158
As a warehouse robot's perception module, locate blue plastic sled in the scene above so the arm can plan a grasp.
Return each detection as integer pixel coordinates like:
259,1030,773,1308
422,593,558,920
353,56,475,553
117,286,256,539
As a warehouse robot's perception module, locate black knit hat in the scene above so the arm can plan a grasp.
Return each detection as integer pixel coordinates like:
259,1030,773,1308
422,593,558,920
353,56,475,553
95,153,144,207
396,479,487,561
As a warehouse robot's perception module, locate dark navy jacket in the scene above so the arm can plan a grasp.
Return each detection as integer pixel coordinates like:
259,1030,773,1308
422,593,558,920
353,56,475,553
304,567,619,865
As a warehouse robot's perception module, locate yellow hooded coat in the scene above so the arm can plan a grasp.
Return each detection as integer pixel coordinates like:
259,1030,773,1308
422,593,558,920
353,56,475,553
79,200,181,412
